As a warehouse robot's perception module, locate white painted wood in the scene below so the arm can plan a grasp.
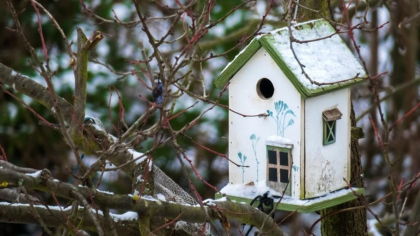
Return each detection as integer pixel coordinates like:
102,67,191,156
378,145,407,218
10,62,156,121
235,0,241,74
228,48,302,199
300,99,305,199
304,89,351,198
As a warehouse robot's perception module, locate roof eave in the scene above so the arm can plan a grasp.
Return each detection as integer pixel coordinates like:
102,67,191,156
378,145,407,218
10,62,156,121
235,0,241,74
213,39,262,88
258,35,369,99
304,75,369,98
214,32,369,96
258,36,312,99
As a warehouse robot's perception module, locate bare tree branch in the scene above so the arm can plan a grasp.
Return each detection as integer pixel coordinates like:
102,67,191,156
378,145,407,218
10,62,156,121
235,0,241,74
0,161,284,235
0,63,73,119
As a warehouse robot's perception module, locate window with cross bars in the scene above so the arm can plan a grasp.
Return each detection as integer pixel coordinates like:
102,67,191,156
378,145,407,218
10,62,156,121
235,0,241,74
324,120,336,145
266,145,292,195
267,148,290,183
322,108,342,145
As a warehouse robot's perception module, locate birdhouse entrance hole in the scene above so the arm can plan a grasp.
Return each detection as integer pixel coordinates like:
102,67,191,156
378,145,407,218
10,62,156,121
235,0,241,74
257,78,274,99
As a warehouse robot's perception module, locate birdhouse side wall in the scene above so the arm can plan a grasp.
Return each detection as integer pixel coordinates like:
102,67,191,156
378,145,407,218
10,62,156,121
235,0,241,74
228,48,302,199
304,89,351,198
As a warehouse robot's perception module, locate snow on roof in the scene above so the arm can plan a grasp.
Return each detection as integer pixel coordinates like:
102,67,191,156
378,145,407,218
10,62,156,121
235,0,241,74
214,19,368,98
266,19,366,90
219,38,259,75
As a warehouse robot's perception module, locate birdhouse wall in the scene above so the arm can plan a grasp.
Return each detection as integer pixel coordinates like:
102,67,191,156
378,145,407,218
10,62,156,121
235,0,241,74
228,48,303,199
304,89,351,198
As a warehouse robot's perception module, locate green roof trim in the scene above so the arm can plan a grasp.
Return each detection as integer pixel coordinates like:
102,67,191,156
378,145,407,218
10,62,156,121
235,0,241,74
213,39,261,88
214,19,368,98
258,36,312,98
215,188,365,213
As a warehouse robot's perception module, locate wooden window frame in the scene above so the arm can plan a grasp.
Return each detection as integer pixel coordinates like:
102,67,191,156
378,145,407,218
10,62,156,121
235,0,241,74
322,108,342,146
323,120,336,145
266,146,291,196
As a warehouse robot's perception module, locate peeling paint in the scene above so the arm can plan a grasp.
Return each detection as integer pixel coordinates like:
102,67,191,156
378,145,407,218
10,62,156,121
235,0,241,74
317,159,336,193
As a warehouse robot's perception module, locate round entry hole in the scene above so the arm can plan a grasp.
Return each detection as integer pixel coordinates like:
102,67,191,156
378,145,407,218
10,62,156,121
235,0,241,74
257,78,274,99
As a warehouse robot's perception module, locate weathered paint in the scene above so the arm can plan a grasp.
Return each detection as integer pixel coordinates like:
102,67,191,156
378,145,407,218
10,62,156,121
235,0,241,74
225,43,355,203
300,98,306,199
304,89,351,198
228,48,302,199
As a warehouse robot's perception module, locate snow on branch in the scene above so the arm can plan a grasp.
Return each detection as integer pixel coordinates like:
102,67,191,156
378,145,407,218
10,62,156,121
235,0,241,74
0,160,284,235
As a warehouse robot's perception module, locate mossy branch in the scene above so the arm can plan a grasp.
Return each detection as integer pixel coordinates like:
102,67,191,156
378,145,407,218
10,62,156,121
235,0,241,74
72,28,89,133
0,162,284,235
0,63,73,120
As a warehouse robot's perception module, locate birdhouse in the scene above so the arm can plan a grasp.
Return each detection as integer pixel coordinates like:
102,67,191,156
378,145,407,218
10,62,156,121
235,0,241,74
215,19,366,212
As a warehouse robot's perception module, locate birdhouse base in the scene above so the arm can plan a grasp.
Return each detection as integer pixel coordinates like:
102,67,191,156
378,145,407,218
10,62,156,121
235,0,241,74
215,187,364,213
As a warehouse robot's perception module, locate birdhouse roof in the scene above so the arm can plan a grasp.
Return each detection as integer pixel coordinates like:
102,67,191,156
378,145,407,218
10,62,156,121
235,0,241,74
214,19,368,98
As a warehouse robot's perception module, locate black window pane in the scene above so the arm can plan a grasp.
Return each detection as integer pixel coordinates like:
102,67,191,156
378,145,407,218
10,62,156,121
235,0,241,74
268,168,277,182
268,150,277,164
327,121,336,142
327,135,334,142
280,152,288,166
280,169,289,183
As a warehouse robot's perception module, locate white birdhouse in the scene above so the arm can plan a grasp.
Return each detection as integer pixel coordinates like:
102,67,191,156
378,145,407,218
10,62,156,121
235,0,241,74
215,19,366,212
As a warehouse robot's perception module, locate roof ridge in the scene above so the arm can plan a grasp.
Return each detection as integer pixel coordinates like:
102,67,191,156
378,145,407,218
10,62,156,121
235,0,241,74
264,19,324,36
214,19,368,98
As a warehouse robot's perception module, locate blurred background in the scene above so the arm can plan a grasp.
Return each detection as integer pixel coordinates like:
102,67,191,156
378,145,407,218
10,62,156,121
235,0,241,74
0,0,419,235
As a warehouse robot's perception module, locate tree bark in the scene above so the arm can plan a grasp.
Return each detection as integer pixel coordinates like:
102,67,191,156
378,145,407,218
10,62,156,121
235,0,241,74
289,2,368,235
404,189,420,236
320,104,367,235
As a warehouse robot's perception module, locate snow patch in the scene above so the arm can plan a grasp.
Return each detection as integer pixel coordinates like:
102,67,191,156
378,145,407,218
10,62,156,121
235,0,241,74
0,202,71,211
0,202,138,223
156,193,166,201
110,211,138,222
11,71,17,76
96,189,114,195
367,219,381,236
220,181,282,200
148,160,153,171
141,195,157,201
203,199,216,206
128,149,147,164
203,197,229,206
265,135,293,148
25,171,41,178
